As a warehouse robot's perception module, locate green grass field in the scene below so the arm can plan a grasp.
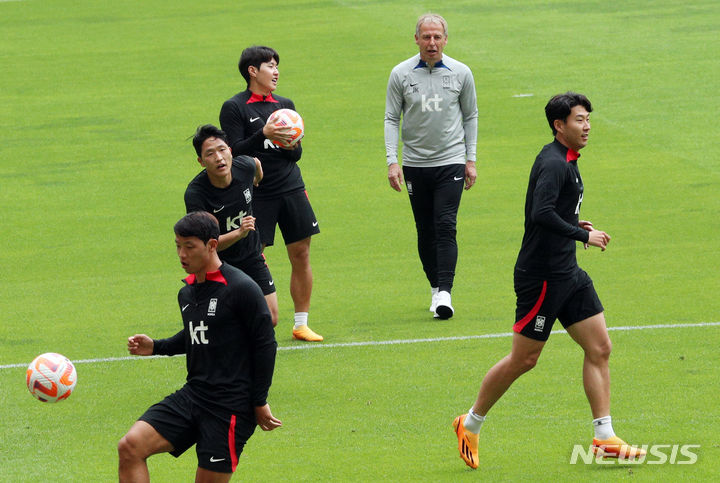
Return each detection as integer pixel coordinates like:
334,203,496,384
1,0,719,481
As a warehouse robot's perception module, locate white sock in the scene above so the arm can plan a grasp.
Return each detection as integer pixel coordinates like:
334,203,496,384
431,287,439,295
593,415,615,440
294,312,308,330
463,409,485,434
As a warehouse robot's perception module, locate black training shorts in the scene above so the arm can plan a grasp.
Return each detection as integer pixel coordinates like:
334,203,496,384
138,386,256,473
254,189,319,247
235,253,276,296
513,268,604,341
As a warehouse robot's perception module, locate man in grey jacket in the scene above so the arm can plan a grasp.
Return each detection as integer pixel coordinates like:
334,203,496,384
385,13,478,319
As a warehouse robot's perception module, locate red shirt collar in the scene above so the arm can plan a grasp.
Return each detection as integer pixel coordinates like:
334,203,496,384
184,269,228,286
247,92,279,104
566,148,580,163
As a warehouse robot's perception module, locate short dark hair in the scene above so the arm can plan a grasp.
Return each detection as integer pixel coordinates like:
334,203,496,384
192,124,229,157
238,45,280,86
545,92,593,136
174,211,220,244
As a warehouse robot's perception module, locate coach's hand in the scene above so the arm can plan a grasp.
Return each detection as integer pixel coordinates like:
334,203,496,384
255,404,283,431
464,160,477,190
388,163,403,192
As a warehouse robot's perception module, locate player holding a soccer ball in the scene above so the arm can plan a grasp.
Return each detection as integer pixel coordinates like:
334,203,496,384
220,46,322,342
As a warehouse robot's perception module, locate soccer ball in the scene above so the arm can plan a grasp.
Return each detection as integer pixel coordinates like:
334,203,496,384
267,108,304,148
26,352,77,403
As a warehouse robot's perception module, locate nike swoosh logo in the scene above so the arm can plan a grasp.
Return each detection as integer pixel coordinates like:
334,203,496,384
213,206,224,213
182,304,190,312
312,222,318,227
209,457,225,462
269,280,274,286
453,176,464,181
250,117,260,123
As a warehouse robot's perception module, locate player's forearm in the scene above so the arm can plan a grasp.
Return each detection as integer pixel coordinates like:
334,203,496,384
533,208,589,242
228,128,265,155
217,230,244,251
152,330,185,356
251,345,277,406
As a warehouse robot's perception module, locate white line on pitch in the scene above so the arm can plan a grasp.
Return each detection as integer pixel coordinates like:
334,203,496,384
280,321,720,350
1,321,718,370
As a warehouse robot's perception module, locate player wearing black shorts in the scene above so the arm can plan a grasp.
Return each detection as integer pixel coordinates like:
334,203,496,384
185,124,278,327
220,45,322,342
452,92,645,469
118,212,281,482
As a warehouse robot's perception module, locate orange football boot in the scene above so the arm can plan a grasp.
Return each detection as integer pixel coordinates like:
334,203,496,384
452,415,479,469
592,436,646,459
292,325,324,342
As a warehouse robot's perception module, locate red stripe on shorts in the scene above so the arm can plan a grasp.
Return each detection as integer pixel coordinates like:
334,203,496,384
513,280,547,333
228,414,238,472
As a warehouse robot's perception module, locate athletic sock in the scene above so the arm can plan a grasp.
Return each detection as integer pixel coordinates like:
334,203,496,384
593,415,615,440
293,312,309,330
431,287,439,296
463,409,485,434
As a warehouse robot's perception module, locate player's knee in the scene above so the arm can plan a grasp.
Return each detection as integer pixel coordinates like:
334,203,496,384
117,435,136,462
521,354,540,372
510,352,540,374
587,338,612,362
287,240,310,265
288,251,311,271
597,338,612,360
118,432,146,462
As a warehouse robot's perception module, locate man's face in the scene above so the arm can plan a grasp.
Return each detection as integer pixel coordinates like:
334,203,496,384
252,60,279,93
198,136,232,179
415,21,447,64
175,235,212,275
555,105,591,152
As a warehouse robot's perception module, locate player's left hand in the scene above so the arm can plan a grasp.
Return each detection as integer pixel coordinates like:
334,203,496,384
255,404,283,431
464,161,477,190
586,229,611,251
237,216,256,239
263,120,295,148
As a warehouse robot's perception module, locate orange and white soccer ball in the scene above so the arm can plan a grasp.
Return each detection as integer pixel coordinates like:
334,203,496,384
26,352,77,403
267,108,304,148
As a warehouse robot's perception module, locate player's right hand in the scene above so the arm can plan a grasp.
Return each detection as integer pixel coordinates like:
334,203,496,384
127,334,154,356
